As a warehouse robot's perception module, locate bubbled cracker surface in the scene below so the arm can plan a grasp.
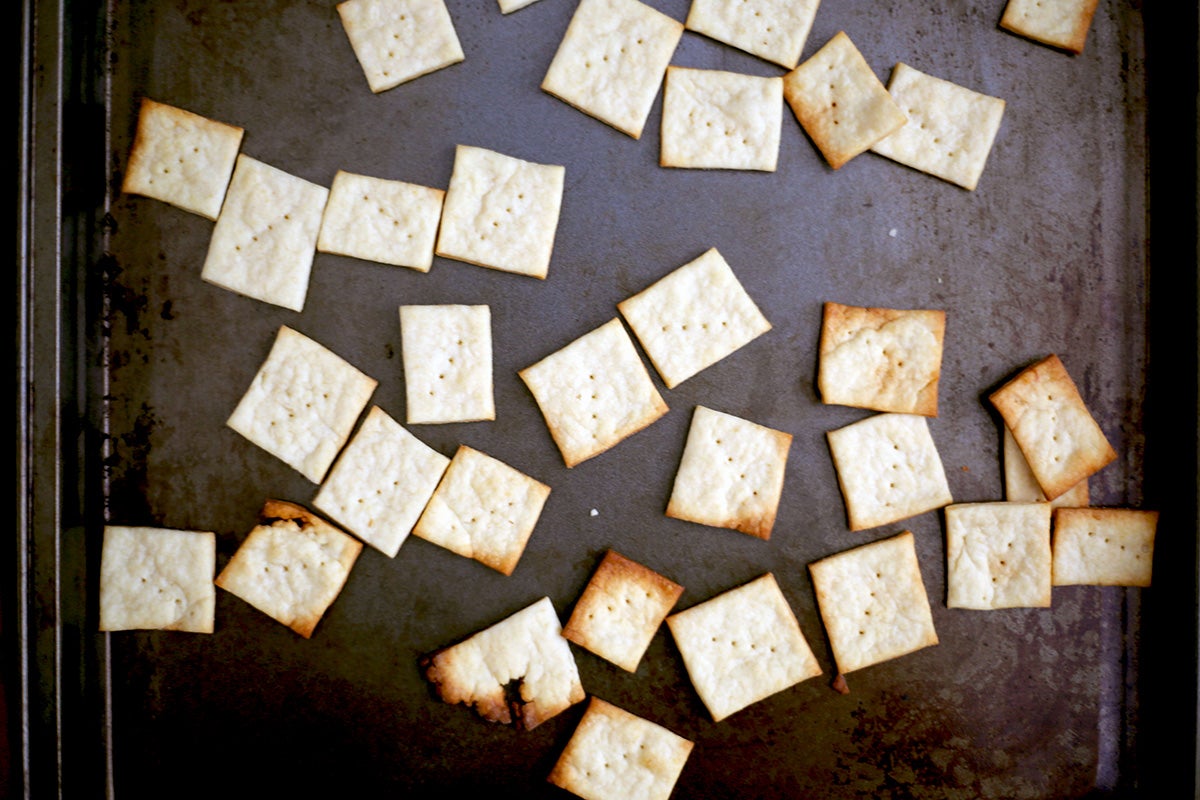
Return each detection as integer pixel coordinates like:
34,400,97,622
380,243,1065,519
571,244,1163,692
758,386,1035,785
660,67,784,172
945,502,1053,609
99,526,217,633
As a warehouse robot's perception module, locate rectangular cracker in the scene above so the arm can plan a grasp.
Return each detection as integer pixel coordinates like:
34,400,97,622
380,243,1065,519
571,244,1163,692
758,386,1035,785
1003,425,1088,507
121,97,244,220
1000,0,1099,54
808,530,938,674
817,301,945,416
660,66,784,172
945,502,1053,609
317,170,445,271
399,304,495,424
685,0,819,69
1052,507,1158,587
99,526,217,633
337,0,464,93
541,0,684,139
618,248,772,389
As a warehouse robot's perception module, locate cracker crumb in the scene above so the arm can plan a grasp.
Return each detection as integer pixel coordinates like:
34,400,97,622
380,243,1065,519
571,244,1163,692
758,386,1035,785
590,508,599,517
889,228,898,238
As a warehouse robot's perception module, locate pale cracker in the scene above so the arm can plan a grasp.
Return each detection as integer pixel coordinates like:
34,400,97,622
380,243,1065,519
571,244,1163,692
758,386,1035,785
99,526,216,633
121,98,244,220
660,67,784,172
945,502,1053,609
423,596,585,729
200,155,329,312
826,412,952,531
665,573,821,722
317,170,445,272
989,354,1117,500
1000,0,1099,55
665,406,792,540
519,318,669,468
870,63,1005,191
435,145,565,278
399,304,495,424
817,301,945,416
783,32,907,169
685,0,818,69
227,326,378,484
548,697,694,800
541,0,684,139
214,500,363,638
563,550,684,673
337,0,464,93
312,406,450,557
808,530,938,674
411,445,551,575
1052,507,1158,587
617,248,772,389
498,0,542,14
1003,425,1089,507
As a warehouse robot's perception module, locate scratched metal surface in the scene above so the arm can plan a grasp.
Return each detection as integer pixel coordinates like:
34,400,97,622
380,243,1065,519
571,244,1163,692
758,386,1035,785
44,0,1190,796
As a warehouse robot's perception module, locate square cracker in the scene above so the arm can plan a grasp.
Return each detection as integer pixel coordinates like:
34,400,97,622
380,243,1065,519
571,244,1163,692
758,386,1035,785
665,406,792,540
541,0,684,139
666,573,821,722
563,550,684,673
618,248,772,389
435,144,566,279
200,154,330,312
337,0,464,94
817,301,945,416
121,98,244,220
685,0,819,69
783,32,907,170
1052,507,1158,587
808,530,938,674
312,406,450,558
826,412,953,531
660,67,784,172
1003,425,1088,507
519,318,669,468
400,304,495,424
548,696,694,800
1000,0,1099,55
227,325,378,484
945,502,1053,609
99,526,216,633
422,596,585,730
989,354,1117,501
214,500,363,638
317,170,445,272
870,63,1005,191
411,445,551,575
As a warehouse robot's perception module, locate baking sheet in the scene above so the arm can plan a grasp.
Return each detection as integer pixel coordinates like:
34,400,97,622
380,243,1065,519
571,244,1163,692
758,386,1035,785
16,0,1199,797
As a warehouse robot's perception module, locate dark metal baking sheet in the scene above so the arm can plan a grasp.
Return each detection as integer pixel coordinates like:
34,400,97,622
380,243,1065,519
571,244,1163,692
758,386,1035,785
15,0,1199,797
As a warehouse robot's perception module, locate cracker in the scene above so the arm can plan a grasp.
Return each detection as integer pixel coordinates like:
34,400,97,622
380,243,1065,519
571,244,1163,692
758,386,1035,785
665,406,792,540
548,696,694,800
817,301,945,416
336,0,464,93
121,98,244,220
989,354,1117,500
99,526,216,633
665,573,821,722
200,155,330,312
399,304,494,424
826,413,953,531
435,145,565,279
227,326,378,484
541,0,684,139
311,406,450,557
782,32,907,170
563,550,684,673
1000,0,1099,55
684,0,819,69
808,530,938,673
411,445,551,575
214,500,363,638
660,66,784,172
497,0,542,13
1003,425,1089,507
316,170,445,272
423,596,585,729
1052,507,1158,587
870,63,1005,191
518,318,669,468
945,502,1053,609
617,248,772,389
